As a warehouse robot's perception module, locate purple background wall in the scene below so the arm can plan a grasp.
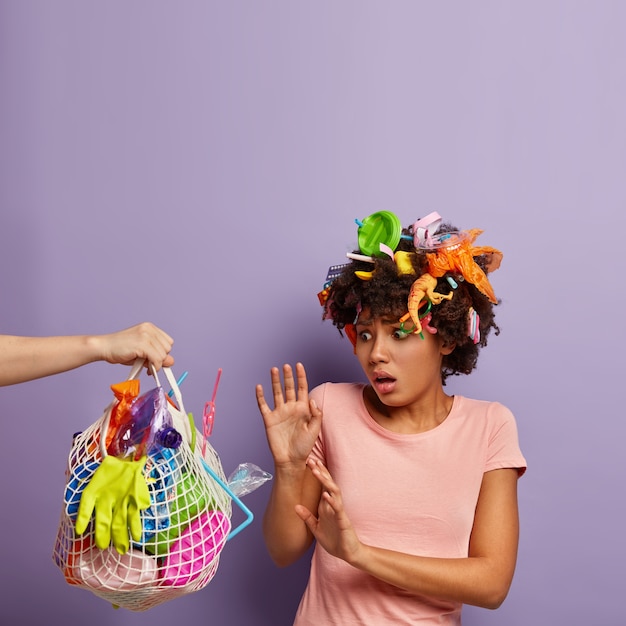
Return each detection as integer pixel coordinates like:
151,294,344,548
1,2,624,624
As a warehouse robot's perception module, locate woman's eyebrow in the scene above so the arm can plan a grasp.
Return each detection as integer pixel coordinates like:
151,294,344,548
356,317,397,327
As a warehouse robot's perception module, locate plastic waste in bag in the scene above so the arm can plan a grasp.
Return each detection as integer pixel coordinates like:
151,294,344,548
227,463,272,497
108,387,182,461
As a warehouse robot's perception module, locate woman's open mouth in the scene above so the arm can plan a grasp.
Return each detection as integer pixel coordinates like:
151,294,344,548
372,372,397,394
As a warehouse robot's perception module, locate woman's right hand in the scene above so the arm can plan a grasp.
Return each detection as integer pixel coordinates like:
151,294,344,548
256,362,322,468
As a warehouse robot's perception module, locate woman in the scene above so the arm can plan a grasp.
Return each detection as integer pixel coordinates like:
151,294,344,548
256,212,526,625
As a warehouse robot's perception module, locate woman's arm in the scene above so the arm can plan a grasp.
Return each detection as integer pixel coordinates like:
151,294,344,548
256,363,323,567
263,463,322,567
0,322,174,386
298,461,520,609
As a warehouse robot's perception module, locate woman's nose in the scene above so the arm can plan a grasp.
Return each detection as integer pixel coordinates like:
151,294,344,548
368,335,389,363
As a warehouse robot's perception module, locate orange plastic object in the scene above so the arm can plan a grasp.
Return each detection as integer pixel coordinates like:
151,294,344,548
399,274,453,335
425,229,502,304
105,380,140,452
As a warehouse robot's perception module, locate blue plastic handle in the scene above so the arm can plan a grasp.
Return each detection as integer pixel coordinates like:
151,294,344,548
201,458,254,541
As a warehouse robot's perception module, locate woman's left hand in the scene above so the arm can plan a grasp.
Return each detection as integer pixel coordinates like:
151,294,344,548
295,458,363,565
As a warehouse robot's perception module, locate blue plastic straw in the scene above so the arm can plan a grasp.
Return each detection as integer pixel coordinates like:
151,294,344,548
168,370,188,397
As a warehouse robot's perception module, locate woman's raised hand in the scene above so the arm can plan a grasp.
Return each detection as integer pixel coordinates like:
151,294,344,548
256,362,322,468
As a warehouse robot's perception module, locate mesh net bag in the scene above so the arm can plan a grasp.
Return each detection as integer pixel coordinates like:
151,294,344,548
52,361,233,611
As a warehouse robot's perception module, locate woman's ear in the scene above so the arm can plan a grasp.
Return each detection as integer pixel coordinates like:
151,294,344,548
440,342,456,356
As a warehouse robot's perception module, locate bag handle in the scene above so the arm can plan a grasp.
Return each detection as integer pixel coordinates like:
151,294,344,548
162,365,192,444
100,358,192,457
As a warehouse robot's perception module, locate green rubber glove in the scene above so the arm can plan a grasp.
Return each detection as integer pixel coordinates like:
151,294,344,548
75,455,151,554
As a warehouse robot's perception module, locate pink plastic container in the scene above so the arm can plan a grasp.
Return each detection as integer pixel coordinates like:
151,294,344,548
161,510,230,587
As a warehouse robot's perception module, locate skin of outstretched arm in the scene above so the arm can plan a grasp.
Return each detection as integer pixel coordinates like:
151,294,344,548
0,322,174,386
297,462,520,610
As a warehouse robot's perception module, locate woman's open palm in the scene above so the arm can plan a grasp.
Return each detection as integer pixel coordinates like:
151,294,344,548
256,362,322,467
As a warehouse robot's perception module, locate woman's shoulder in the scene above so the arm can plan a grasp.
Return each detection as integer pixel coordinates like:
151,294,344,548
311,381,365,394
453,396,526,474
310,381,365,406
453,395,517,424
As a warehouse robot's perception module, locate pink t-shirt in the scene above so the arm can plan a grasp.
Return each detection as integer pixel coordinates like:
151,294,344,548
293,383,527,626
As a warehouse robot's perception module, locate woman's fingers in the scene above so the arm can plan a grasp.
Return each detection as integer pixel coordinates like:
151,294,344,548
268,366,286,406
281,363,297,402
307,458,336,493
294,504,315,525
294,362,310,402
255,383,270,416
264,363,309,406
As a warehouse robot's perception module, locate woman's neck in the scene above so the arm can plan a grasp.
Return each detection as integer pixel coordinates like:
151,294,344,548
363,385,454,434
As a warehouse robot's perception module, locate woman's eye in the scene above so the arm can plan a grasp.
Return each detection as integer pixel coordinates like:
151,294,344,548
358,331,372,342
392,329,410,340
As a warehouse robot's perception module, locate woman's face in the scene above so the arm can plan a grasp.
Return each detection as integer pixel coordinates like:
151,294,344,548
354,312,453,408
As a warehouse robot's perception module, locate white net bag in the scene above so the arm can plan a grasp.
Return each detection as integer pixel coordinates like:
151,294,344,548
52,361,238,611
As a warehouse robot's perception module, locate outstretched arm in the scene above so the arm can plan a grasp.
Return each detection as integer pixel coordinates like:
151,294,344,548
298,459,520,609
256,362,323,567
0,322,174,386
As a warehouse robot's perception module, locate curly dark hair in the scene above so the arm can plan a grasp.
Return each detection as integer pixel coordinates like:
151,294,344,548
322,222,500,383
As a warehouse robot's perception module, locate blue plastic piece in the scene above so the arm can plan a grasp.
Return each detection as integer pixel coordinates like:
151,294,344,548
200,459,254,541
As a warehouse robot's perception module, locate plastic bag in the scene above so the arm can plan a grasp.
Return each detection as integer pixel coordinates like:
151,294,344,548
228,463,272,497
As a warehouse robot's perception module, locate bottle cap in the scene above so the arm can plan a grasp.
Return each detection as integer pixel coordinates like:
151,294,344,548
158,427,182,449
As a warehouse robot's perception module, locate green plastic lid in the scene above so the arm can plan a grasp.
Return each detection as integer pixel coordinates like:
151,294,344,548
357,211,402,257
